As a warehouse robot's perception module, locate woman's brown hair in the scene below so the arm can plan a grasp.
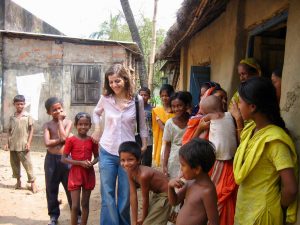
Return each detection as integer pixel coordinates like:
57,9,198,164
103,64,133,98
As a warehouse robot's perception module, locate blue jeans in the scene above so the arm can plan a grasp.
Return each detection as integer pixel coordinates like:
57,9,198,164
99,147,130,225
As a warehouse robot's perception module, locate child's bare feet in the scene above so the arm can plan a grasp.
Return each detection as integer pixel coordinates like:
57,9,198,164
31,182,38,193
15,179,21,189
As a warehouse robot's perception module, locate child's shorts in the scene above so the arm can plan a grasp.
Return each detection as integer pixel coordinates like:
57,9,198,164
68,166,95,191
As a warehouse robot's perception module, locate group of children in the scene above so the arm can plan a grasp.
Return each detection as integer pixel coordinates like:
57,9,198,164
3,61,298,225
5,96,98,225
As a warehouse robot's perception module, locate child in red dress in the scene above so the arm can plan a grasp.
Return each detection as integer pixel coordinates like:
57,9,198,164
61,112,99,225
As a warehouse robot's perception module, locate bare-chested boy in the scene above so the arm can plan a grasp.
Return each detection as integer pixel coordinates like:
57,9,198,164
168,138,219,225
43,97,79,225
119,141,171,225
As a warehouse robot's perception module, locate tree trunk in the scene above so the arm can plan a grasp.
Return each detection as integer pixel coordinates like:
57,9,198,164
120,0,148,88
148,0,158,92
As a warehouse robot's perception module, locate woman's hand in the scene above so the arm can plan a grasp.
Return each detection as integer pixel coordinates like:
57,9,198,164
141,137,147,155
141,145,147,155
198,118,210,130
91,130,101,144
229,100,243,123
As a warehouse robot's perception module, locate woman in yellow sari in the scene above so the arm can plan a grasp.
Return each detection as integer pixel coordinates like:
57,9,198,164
233,77,298,225
152,84,174,166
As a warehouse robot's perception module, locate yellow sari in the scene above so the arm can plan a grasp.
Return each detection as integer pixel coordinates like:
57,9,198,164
152,106,174,166
233,121,298,225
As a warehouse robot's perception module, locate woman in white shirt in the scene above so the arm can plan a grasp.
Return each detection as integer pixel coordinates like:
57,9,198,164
91,64,147,225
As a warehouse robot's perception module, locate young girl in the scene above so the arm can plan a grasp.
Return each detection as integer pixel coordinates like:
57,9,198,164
233,77,298,225
152,84,175,166
61,112,99,225
162,91,191,178
91,64,147,225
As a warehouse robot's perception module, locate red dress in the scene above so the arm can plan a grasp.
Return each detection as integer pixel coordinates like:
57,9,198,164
64,136,98,191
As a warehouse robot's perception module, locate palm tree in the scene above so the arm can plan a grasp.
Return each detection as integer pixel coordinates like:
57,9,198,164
120,0,148,87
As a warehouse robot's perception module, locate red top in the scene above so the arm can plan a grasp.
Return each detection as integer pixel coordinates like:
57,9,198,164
64,136,98,161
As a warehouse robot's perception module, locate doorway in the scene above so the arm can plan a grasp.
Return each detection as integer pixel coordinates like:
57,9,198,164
247,11,287,77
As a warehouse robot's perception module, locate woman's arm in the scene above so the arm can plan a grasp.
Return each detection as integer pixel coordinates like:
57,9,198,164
192,119,210,139
279,168,298,208
91,96,104,143
157,119,165,131
229,100,244,142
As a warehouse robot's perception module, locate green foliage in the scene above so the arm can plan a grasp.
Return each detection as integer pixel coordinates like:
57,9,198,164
90,12,166,90
89,13,132,41
149,95,161,107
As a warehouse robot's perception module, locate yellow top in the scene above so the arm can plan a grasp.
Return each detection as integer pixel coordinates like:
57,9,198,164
233,121,298,225
152,106,174,166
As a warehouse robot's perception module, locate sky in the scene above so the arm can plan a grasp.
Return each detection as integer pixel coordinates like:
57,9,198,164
12,0,183,38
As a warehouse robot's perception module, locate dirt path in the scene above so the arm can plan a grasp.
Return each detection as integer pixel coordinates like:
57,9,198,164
0,150,100,225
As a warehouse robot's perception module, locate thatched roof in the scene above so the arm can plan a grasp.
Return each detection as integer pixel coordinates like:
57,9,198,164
156,0,228,60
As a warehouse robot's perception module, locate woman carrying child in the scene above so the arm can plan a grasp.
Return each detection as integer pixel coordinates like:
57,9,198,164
152,84,174,166
62,112,99,225
91,64,148,225
233,77,298,225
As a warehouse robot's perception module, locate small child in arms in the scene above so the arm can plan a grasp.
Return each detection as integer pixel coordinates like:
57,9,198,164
119,141,171,225
168,138,219,225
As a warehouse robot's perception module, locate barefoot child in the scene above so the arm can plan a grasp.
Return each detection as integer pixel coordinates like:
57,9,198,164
4,95,37,193
43,97,80,225
119,141,171,225
168,138,219,225
62,112,99,225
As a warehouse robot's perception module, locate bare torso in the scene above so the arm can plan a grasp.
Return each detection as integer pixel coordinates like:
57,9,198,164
135,166,169,193
44,119,72,155
176,179,216,225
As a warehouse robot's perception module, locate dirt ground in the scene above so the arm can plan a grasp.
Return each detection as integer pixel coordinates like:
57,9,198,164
0,150,101,225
